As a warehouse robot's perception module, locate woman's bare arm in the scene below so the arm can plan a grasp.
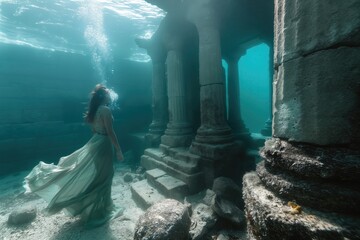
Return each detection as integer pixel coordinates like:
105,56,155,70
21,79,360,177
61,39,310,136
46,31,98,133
103,107,124,161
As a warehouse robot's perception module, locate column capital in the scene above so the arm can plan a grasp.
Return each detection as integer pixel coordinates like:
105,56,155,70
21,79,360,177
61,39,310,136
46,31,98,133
187,0,222,30
223,47,246,64
162,34,184,52
135,38,166,63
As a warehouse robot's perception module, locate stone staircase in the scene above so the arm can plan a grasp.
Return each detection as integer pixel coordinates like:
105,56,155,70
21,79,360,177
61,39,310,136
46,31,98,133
131,145,205,209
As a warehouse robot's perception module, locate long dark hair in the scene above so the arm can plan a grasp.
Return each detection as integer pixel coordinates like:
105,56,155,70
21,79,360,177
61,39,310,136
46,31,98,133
84,84,108,123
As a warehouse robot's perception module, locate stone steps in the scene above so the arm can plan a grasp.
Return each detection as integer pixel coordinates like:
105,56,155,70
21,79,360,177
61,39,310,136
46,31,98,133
141,154,204,194
131,168,190,209
146,168,188,201
130,179,166,209
144,148,201,174
144,148,166,161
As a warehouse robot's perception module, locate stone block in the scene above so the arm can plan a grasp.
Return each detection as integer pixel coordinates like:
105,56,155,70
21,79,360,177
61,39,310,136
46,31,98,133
274,0,360,65
243,172,360,240
190,141,239,160
161,134,194,148
261,138,360,181
256,161,360,214
273,47,360,145
130,179,166,209
134,199,191,240
155,175,188,200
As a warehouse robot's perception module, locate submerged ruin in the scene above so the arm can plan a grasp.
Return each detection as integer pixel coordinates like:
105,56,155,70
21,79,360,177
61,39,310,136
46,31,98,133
0,0,359,239
131,0,360,239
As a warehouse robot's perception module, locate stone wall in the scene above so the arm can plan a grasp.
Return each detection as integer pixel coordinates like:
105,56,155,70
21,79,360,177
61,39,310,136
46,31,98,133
273,0,360,145
0,44,97,176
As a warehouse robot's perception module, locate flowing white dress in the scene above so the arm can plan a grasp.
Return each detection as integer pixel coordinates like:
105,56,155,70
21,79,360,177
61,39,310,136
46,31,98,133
24,105,121,228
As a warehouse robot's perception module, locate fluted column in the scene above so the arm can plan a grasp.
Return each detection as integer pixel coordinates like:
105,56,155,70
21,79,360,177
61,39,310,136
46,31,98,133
261,45,274,136
161,38,193,147
225,50,250,141
136,38,168,147
188,0,233,145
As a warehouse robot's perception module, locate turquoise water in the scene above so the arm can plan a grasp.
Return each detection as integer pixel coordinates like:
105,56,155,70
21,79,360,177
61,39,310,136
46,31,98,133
223,43,270,133
239,43,270,133
0,0,270,175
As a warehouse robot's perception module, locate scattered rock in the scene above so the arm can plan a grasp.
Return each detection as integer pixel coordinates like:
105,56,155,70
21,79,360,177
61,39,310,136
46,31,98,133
134,199,191,240
189,203,218,240
212,177,242,208
217,233,229,240
211,195,245,227
135,166,146,175
211,177,245,226
185,189,216,207
8,206,37,225
123,173,134,183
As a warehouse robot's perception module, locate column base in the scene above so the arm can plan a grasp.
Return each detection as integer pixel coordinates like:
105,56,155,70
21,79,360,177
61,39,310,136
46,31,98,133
190,141,254,188
258,138,360,214
190,141,238,159
161,134,194,147
148,122,166,135
145,133,162,148
243,172,359,240
195,125,234,144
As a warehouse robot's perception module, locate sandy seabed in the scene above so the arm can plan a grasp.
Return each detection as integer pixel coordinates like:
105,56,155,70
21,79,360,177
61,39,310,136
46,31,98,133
0,163,143,240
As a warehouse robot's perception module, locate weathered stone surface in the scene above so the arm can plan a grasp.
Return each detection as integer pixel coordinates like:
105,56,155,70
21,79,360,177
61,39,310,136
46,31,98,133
141,151,204,194
273,47,360,145
190,142,239,160
8,206,37,225
184,189,216,207
261,138,360,181
211,177,245,226
274,0,360,65
131,179,166,209
189,203,218,240
212,177,243,208
243,172,360,240
123,173,134,183
256,161,360,214
211,195,245,227
134,199,191,240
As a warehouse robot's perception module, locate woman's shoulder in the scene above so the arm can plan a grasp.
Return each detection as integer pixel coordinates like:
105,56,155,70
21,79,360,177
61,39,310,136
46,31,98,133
98,105,112,116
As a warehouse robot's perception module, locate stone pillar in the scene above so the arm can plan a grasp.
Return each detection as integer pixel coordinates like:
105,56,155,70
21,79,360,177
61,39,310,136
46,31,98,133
188,0,233,147
136,38,168,147
224,50,250,142
260,45,274,136
243,1,360,239
161,38,193,147
187,0,250,187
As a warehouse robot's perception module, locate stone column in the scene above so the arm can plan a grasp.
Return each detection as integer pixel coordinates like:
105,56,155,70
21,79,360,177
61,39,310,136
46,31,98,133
260,45,274,136
161,37,193,147
243,1,360,239
187,0,250,187
188,0,233,147
224,49,250,141
136,38,168,147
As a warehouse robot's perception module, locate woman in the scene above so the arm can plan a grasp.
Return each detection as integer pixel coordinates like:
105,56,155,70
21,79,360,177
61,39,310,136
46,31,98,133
24,84,124,228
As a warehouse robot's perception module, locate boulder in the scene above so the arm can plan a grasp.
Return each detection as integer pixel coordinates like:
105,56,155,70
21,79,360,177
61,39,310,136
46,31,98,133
189,203,218,240
8,206,36,225
134,199,191,240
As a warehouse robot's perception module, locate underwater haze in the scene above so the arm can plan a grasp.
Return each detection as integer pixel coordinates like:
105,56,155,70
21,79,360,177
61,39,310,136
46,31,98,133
0,0,164,175
0,0,270,176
